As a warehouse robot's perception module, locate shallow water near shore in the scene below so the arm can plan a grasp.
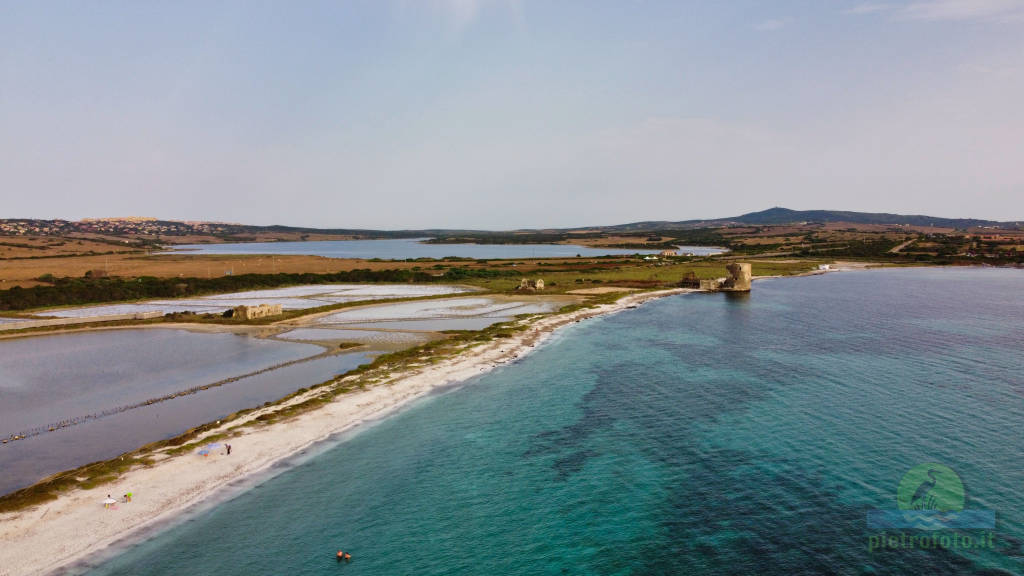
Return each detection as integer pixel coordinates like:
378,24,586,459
81,268,1024,575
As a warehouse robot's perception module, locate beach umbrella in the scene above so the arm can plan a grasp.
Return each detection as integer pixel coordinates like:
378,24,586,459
198,449,211,456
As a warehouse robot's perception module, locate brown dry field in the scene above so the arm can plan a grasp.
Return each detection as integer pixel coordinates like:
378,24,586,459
733,236,803,245
0,254,416,288
0,252,623,288
0,236,141,259
819,222,957,234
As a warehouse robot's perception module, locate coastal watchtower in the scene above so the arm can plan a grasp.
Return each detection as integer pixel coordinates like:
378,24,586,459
720,263,752,292
681,263,752,292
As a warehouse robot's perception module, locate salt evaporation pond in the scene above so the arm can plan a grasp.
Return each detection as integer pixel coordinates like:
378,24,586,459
312,297,561,332
314,297,559,323
42,284,472,319
172,238,725,259
276,328,433,345
0,329,317,436
0,329,374,495
348,315,507,330
347,318,511,331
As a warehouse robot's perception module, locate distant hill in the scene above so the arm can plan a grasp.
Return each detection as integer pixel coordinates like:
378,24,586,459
730,207,1006,228
1,208,1017,241
600,207,1014,231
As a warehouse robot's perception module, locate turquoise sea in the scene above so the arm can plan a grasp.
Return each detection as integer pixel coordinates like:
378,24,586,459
80,268,1023,575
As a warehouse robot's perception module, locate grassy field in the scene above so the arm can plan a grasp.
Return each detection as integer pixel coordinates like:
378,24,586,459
457,258,824,292
0,253,435,289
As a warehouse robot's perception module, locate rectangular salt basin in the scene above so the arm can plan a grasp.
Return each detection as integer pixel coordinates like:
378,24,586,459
314,297,559,324
276,328,433,345
0,351,372,495
41,284,473,318
345,318,514,331
0,328,320,437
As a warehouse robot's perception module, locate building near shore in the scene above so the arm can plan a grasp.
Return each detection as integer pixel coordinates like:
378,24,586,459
701,278,726,290
680,263,752,292
233,303,283,319
517,278,545,291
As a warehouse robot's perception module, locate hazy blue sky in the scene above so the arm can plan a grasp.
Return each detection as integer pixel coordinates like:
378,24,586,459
2,1,1023,228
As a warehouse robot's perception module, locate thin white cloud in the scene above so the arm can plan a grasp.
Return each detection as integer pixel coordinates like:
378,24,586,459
843,0,1024,21
754,18,788,31
842,3,894,15
896,0,1024,22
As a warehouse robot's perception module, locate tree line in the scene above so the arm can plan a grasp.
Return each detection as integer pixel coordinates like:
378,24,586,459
0,267,517,311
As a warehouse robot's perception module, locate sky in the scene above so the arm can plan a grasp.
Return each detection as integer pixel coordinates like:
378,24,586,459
1,0,1023,229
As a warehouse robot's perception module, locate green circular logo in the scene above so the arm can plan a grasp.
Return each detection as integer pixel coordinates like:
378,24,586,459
896,463,964,511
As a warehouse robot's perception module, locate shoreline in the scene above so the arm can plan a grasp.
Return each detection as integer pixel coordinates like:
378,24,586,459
0,288,693,576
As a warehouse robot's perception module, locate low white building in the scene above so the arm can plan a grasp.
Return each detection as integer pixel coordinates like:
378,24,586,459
233,303,283,319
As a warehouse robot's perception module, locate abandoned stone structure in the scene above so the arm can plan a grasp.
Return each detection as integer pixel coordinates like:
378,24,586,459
701,278,726,290
233,303,283,319
679,271,701,288
517,278,545,291
680,271,724,290
679,262,752,292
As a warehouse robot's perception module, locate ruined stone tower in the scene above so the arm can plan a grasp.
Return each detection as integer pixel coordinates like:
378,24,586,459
721,262,752,292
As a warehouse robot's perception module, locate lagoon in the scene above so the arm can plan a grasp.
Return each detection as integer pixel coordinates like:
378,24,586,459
0,329,376,495
276,328,434,346
172,238,724,260
0,329,319,437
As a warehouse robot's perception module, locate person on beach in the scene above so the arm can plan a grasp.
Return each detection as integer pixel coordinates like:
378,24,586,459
226,444,231,455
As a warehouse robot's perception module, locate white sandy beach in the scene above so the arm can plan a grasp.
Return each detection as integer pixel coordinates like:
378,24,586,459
0,288,690,576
